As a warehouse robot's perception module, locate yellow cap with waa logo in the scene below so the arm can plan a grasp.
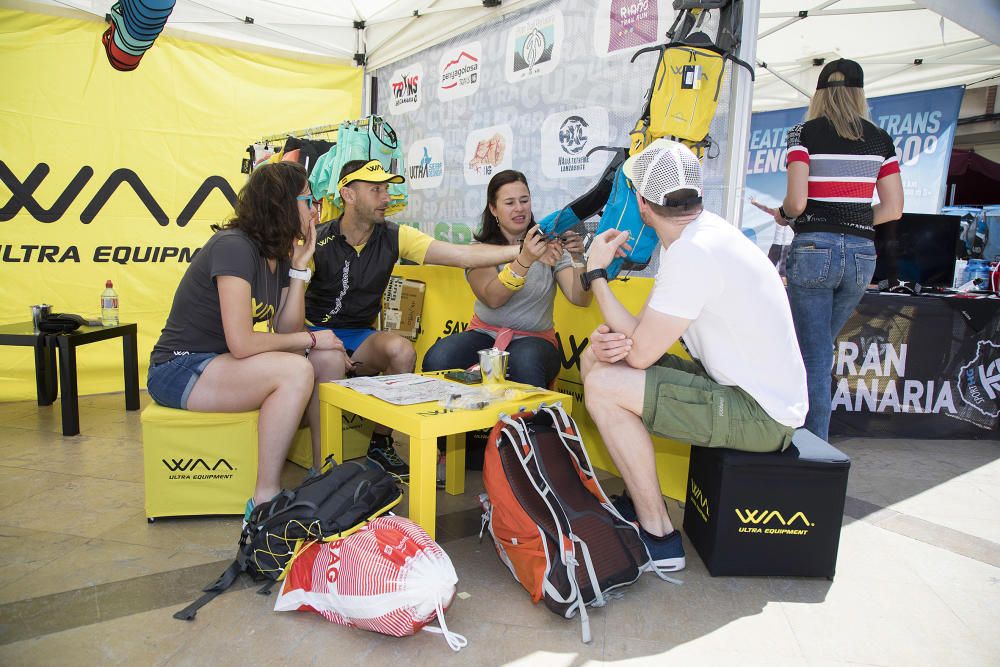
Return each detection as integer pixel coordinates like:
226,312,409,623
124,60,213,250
338,160,406,189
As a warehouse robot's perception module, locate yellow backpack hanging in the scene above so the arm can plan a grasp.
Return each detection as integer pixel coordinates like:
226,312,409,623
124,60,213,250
629,1,754,159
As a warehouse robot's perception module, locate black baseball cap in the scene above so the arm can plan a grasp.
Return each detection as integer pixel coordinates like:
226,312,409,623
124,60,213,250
816,58,864,89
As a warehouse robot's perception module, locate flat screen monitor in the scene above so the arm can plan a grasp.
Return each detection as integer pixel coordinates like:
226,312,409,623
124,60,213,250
873,213,961,288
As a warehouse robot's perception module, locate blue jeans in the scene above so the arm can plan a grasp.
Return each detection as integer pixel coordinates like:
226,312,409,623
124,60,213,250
786,232,876,441
421,329,561,389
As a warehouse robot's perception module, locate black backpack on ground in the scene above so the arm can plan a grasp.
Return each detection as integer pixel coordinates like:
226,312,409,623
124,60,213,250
174,458,402,620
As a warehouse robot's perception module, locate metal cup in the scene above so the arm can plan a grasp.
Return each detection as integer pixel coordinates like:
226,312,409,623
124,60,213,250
31,304,52,333
478,347,510,385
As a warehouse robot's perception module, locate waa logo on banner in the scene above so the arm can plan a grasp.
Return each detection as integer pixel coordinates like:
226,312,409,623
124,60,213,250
1,160,237,227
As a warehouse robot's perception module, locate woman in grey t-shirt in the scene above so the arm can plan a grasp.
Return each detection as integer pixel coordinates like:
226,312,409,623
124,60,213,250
147,162,345,514
421,170,592,388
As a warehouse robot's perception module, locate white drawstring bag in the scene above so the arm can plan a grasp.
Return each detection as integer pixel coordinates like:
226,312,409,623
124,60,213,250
274,515,467,651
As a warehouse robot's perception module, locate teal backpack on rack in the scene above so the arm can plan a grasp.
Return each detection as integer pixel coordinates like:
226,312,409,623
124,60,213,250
311,116,407,221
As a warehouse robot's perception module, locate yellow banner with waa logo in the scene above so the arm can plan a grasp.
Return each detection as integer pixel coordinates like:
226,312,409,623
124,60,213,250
0,9,362,401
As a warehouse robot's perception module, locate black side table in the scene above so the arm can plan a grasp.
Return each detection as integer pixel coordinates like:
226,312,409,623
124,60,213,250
0,322,140,436
0,322,58,406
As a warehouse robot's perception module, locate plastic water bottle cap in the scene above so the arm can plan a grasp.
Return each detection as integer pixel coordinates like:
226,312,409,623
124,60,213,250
106,280,113,288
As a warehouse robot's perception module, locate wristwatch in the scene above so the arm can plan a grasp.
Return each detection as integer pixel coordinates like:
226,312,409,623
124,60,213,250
289,266,312,283
580,268,608,291
778,205,796,222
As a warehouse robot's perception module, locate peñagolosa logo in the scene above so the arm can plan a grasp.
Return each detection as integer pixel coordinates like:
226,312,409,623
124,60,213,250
957,340,1000,418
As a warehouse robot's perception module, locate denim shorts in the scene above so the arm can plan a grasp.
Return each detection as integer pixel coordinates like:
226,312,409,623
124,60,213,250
147,353,218,409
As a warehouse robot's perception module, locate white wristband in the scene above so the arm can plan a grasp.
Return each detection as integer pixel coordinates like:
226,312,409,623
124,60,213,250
289,267,312,283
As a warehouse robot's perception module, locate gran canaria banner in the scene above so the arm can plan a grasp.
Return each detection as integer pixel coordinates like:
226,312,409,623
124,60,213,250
0,9,362,401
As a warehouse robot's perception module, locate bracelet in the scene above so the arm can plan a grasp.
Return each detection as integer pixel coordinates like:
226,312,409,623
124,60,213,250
498,263,527,291
307,330,317,349
515,257,531,271
778,205,795,222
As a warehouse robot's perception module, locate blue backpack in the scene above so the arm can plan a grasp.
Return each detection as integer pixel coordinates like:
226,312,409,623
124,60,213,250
594,165,660,279
536,147,627,239
536,148,658,280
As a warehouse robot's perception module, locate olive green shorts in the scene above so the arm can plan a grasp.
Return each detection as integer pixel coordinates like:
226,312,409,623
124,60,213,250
641,354,794,453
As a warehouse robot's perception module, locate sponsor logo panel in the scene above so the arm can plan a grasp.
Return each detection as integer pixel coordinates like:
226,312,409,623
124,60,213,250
407,137,445,190
540,107,609,180
438,43,481,101
389,64,423,115
505,12,562,83
957,340,1000,418
592,0,662,57
734,508,814,536
161,457,236,480
464,124,513,185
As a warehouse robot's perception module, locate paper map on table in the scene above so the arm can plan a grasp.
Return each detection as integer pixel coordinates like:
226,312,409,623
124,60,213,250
333,373,481,405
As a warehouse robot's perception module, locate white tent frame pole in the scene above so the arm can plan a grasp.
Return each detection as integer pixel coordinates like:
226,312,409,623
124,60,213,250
757,61,813,99
723,0,760,229
368,0,443,61
760,5,918,19
758,0,839,40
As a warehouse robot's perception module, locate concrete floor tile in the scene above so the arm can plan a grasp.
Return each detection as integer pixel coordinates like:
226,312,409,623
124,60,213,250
600,635,806,665
0,536,217,605
602,570,801,658
0,472,143,539
886,460,1000,544
0,525,90,593
96,511,240,561
0,432,144,483
0,465,77,510
0,597,208,667
778,573,974,666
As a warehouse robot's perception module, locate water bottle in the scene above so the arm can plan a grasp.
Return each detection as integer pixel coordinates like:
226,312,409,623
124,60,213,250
101,280,119,326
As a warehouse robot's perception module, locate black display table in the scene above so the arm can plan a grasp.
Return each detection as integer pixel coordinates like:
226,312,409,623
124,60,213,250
0,322,140,436
830,292,1000,439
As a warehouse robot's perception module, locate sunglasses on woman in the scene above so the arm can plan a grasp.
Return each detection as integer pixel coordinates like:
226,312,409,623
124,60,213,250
296,194,313,209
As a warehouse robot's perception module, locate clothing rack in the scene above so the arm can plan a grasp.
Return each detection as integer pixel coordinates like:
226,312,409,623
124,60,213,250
258,123,341,144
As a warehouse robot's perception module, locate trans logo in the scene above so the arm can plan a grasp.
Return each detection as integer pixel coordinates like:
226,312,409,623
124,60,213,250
389,64,423,115
958,340,1000,418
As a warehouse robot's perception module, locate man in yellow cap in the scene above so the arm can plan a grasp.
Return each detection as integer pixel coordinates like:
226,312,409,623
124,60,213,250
301,159,550,478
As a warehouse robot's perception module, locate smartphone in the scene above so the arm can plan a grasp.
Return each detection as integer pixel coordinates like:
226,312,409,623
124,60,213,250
444,370,481,384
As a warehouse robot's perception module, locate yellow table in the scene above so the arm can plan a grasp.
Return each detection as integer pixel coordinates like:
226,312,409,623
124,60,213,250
318,374,572,539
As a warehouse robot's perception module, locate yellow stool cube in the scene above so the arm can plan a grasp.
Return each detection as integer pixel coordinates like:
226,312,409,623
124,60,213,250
141,404,311,520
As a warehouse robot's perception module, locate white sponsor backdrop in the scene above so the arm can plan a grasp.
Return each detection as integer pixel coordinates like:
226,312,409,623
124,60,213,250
375,0,741,276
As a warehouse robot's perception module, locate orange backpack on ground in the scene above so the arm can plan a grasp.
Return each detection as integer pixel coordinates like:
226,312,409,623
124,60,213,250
480,404,673,643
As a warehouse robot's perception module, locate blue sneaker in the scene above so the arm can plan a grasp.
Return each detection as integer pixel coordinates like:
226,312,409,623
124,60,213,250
640,528,686,572
609,492,637,522
242,498,254,530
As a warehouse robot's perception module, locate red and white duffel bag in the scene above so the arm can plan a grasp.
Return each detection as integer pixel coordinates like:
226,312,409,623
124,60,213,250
274,515,467,651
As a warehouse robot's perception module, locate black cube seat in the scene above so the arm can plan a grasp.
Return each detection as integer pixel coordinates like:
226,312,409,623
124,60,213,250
682,429,850,578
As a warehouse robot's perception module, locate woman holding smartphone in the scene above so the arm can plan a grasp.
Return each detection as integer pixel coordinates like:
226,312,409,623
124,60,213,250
753,59,903,440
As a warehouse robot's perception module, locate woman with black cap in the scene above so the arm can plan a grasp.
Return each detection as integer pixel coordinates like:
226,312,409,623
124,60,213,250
753,58,904,440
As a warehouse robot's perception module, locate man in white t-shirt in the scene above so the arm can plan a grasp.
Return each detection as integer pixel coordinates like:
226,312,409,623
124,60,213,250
579,139,808,573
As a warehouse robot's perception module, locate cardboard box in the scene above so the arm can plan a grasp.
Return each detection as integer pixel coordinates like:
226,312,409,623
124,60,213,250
380,276,425,340
683,429,850,578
